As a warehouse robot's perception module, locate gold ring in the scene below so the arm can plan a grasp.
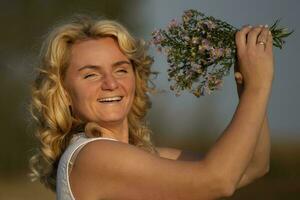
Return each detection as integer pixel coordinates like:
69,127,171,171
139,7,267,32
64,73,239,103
257,41,266,46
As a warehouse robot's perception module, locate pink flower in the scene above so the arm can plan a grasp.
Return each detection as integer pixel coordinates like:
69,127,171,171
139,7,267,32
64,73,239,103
184,10,194,17
201,39,211,50
215,48,224,58
209,48,224,61
168,19,179,29
151,29,164,45
215,79,224,89
203,20,216,30
191,62,203,74
182,10,193,23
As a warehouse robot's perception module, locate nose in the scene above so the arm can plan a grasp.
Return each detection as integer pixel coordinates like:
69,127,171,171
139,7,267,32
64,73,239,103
101,74,118,90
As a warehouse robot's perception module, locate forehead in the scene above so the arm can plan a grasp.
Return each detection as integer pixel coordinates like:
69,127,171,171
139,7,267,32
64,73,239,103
69,37,130,69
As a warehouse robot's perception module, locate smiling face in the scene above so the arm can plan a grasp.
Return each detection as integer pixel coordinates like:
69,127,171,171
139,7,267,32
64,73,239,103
64,37,136,127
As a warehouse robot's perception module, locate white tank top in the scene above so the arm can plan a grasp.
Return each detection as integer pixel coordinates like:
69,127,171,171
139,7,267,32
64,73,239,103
56,132,119,200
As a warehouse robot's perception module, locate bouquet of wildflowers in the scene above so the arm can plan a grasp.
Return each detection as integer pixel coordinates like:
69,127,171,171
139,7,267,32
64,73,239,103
151,9,293,97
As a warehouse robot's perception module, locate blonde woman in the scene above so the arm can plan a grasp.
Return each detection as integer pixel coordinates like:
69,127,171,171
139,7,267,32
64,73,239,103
29,15,273,200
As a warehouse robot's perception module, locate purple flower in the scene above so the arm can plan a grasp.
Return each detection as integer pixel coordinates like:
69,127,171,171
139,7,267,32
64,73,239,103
209,47,224,61
215,48,225,58
191,62,203,74
201,39,211,50
203,20,216,30
183,10,193,18
168,19,179,29
182,10,193,23
151,29,164,45
215,79,224,89
207,75,223,89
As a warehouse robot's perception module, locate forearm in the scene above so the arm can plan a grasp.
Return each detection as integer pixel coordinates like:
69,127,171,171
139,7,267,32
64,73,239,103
249,116,271,171
236,115,271,189
203,87,271,191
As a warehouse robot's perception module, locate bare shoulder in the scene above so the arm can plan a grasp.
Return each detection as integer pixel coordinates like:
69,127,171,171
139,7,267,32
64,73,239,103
70,140,226,200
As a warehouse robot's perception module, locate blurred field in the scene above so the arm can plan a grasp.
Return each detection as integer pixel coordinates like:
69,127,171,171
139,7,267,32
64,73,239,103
0,139,299,200
0,174,55,200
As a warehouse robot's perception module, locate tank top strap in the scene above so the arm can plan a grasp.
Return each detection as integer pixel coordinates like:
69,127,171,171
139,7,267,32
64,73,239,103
56,132,119,200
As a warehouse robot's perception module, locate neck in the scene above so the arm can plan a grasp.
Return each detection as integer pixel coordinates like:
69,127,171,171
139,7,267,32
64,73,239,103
97,118,129,144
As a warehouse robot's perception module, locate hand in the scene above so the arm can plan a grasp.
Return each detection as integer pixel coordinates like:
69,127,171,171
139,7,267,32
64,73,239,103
235,25,274,91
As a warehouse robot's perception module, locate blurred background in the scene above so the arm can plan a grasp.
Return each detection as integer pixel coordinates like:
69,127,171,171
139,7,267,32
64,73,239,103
0,0,299,199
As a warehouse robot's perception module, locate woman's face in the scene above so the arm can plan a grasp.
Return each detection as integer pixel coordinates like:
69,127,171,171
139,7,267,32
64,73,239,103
64,37,136,126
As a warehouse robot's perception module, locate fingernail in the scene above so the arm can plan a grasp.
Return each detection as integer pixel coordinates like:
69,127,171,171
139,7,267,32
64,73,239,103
248,25,252,28
259,24,263,27
264,24,269,28
269,30,272,35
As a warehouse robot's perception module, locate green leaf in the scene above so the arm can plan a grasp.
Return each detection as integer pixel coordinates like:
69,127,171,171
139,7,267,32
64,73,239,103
270,18,281,31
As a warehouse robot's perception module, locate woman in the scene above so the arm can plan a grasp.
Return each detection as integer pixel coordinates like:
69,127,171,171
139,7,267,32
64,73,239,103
29,14,273,200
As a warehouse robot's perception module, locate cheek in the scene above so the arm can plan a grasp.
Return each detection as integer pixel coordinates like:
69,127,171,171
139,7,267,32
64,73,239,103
69,83,96,107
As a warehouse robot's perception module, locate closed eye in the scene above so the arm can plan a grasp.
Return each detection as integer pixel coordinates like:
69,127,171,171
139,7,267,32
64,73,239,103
117,69,128,73
84,74,96,79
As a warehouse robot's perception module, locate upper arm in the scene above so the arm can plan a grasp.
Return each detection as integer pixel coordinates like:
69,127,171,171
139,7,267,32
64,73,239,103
70,140,226,200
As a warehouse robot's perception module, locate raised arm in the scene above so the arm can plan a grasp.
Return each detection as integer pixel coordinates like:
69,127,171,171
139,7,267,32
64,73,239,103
201,25,274,193
233,35,271,188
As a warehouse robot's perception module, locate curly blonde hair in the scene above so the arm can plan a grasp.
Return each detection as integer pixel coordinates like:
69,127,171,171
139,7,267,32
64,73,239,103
29,14,159,192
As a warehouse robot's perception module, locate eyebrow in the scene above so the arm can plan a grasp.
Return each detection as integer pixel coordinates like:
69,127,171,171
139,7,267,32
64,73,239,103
78,60,131,72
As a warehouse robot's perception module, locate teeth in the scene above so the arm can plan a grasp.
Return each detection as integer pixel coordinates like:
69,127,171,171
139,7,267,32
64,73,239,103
98,96,122,102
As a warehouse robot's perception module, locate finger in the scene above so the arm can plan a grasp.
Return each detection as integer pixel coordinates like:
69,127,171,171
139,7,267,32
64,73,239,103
257,25,270,51
257,25,269,43
234,72,241,80
234,72,243,84
265,29,273,53
235,25,252,55
247,25,264,49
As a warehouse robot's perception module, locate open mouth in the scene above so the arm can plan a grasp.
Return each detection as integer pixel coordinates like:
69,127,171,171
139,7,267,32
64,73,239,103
97,96,124,104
